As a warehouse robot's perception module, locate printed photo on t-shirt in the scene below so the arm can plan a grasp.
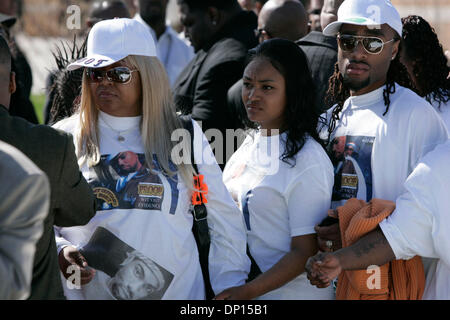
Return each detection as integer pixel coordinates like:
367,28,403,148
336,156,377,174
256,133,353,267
79,227,174,300
88,151,179,213
327,135,375,204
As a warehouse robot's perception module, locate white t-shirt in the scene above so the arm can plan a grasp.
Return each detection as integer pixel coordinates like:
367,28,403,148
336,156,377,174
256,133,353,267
431,99,450,134
321,84,449,208
379,140,450,300
134,14,194,86
53,111,250,300
321,84,449,291
223,131,335,300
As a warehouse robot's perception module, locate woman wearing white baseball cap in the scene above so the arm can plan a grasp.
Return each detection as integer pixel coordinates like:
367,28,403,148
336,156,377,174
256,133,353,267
52,18,250,300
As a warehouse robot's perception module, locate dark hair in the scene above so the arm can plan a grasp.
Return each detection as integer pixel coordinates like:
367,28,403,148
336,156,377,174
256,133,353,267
47,36,87,124
324,35,410,141
398,15,450,109
0,33,11,67
245,38,324,166
181,0,239,10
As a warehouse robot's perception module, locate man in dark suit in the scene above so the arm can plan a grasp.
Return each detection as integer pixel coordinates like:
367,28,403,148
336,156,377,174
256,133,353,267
296,0,343,113
173,0,258,167
0,35,96,299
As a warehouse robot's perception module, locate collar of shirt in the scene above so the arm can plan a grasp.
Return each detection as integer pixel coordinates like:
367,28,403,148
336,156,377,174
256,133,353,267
347,85,385,108
98,110,142,132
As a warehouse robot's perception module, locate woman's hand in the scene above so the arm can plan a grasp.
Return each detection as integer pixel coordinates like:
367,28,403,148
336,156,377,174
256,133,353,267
58,246,96,285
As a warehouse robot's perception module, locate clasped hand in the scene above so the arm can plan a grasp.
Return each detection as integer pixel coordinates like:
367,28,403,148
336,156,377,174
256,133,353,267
305,252,342,288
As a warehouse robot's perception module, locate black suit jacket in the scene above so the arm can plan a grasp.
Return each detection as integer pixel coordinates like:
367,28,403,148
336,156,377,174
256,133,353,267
0,106,96,299
296,31,338,113
173,11,258,166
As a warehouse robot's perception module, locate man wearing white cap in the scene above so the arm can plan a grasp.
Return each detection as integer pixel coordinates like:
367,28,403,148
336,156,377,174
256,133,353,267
313,0,448,290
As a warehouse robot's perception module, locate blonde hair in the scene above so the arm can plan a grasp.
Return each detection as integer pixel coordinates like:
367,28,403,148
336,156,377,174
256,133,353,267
76,55,194,188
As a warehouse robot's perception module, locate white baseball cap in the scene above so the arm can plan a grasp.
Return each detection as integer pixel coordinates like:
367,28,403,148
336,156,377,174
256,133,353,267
323,0,402,38
67,18,157,71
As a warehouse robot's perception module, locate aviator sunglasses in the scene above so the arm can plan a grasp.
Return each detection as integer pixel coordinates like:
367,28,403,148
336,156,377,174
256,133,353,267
337,34,396,55
85,66,139,84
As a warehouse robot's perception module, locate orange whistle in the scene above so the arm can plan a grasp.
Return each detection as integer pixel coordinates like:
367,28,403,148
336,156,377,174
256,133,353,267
192,174,208,205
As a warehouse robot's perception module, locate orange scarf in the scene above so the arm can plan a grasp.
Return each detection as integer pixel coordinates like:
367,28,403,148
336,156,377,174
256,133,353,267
336,198,425,300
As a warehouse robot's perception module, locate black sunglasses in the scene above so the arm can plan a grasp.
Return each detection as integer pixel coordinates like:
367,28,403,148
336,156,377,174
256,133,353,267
85,66,139,84
337,34,395,55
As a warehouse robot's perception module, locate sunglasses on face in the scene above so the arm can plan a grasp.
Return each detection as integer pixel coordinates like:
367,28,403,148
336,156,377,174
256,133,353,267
85,66,138,84
337,34,396,55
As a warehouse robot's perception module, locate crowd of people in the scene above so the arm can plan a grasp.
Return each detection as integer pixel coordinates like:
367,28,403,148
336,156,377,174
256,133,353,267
0,0,449,300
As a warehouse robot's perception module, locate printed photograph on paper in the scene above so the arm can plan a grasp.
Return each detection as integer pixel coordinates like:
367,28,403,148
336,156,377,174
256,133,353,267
80,227,174,300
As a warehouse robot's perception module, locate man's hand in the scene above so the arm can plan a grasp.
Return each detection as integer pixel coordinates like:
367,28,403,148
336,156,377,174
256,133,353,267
58,246,96,285
214,284,254,300
315,222,342,252
305,252,342,288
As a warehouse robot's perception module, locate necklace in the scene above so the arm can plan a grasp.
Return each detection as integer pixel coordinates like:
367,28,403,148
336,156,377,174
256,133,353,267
101,118,137,142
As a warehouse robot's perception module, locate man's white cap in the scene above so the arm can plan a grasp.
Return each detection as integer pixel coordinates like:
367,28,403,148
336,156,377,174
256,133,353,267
67,18,157,71
323,0,402,37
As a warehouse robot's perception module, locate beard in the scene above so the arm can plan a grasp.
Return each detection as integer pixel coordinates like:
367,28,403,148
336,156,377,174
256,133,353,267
342,74,371,92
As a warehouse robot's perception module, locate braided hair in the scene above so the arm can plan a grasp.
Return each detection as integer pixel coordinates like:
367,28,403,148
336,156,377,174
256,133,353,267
397,15,450,109
324,38,410,141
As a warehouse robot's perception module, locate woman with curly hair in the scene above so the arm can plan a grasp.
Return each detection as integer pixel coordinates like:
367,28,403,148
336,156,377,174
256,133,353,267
217,39,335,300
397,15,450,130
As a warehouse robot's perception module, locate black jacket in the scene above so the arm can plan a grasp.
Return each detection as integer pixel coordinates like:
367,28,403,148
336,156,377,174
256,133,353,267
0,106,96,299
173,11,257,166
296,31,338,113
